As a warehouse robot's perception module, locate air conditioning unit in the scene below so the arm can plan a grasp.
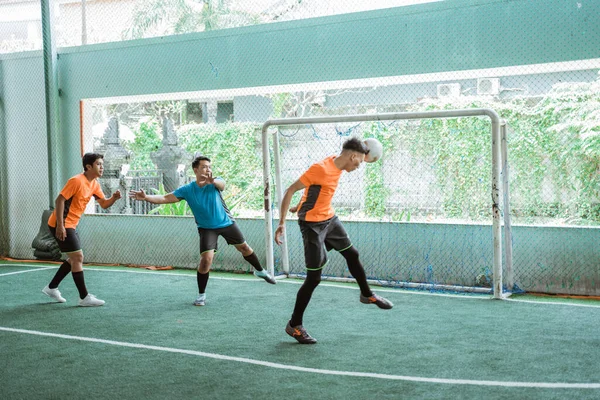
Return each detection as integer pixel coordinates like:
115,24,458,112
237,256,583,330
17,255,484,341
477,78,501,95
437,83,461,98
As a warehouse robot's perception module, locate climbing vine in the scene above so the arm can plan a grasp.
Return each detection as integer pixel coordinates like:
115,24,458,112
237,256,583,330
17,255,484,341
361,122,394,219
177,122,264,212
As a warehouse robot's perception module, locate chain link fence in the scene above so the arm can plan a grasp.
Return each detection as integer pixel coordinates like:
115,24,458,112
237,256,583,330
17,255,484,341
1,0,598,295
2,1,442,53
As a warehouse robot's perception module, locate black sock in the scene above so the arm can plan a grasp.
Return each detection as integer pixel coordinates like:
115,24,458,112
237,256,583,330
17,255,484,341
340,246,373,298
197,271,209,294
72,271,89,299
243,252,263,271
49,260,71,289
290,269,321,327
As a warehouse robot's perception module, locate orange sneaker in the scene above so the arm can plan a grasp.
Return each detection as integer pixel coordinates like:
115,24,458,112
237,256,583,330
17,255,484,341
360,293,393,309
285,322,317,344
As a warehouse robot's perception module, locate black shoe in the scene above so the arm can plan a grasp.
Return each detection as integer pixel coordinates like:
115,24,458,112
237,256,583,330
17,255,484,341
285,322,317,344
360,293,393,309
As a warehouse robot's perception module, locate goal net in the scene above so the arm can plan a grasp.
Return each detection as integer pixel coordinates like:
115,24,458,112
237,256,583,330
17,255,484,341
261,110,512,298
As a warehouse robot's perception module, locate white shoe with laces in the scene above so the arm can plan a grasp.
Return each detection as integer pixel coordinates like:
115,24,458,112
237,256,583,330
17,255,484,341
193,293,206,306
78,294,105,307
254,270,276,284
42,285,66,303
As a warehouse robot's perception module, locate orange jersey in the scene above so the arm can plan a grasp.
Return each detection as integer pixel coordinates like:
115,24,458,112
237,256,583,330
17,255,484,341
48,174,105,229
297,156,343,222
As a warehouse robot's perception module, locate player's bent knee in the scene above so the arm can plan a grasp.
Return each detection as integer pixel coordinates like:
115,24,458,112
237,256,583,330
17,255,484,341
235,243,251,254
198,265,211,274
200,256,213,266
340,246,359,262
68,252,84,264
305,270,322,286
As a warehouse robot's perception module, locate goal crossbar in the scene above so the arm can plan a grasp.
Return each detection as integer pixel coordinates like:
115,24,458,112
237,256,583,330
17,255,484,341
261,109,510,299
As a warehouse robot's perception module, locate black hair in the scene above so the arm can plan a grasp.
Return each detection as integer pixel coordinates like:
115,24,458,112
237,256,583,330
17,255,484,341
82,153,104,172
342,137,369,155
192,155,211,169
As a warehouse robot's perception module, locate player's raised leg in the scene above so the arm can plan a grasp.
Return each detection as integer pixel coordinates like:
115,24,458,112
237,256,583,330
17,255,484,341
236,244,276,285
339,246,393,310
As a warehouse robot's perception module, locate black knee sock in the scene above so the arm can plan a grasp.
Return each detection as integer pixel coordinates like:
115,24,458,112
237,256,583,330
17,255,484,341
340,247,373,297
49,260,71,289
290,270,321,327
72,271,89,299
243,252,263,271
197,271,209,294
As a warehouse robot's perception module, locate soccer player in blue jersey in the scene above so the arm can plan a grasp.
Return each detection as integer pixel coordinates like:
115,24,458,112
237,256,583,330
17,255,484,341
129,155,276,306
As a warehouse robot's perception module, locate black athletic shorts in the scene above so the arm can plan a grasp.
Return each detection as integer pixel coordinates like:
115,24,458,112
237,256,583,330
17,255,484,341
48,226,82,253
197,222,246,254
298,215,352,271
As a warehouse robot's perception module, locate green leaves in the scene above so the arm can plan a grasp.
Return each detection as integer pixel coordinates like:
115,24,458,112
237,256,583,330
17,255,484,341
178,122,264,213
148,183,192,216
123,121,162,170
363,122,393,219
405,76,600,224
123,0,261,39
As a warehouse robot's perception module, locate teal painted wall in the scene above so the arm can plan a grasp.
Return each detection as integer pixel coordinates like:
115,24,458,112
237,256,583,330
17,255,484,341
0,52,50,257
0,57,6,256
56,0,600,179
77,215,268,270
78,216,600,295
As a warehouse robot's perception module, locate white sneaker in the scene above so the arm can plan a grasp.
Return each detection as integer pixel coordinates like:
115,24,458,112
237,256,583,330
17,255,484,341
78,294,105,307
254,270,276,284
42,285,66,303
193,294,206,306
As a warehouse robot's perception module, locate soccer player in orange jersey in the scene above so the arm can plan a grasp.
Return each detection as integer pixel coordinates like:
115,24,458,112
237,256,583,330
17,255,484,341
275,137,393,344
42,153,121,306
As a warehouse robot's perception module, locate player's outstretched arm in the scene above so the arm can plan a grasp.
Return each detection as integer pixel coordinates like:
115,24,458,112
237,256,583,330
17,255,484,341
129,189,180,204
97,190,122,209
275,179,305,245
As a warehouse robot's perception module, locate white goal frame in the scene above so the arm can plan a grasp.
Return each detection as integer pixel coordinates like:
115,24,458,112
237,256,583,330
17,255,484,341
261,109,513,299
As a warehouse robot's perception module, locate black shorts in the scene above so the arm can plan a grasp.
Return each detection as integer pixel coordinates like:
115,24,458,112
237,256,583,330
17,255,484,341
197,222,246,254
298,215,352,271
48,226,82,253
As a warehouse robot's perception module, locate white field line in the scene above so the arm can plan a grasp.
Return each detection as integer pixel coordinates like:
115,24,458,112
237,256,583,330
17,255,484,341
0,266,55,277
504,298,600,309
2,264,600,308
0,326,599,389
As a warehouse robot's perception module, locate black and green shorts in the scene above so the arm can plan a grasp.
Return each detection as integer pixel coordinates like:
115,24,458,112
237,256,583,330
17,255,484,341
48,226,82,253
298,215,352,271
197,222,246,254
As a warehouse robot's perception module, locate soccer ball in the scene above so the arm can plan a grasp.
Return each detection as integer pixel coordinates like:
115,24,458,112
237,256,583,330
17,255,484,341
364,138,383,163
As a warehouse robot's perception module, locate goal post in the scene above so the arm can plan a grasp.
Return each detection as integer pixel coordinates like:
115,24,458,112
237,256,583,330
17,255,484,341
261,109,512,299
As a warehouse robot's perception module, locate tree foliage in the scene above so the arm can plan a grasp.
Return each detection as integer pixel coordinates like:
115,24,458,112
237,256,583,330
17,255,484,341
124,0,262,39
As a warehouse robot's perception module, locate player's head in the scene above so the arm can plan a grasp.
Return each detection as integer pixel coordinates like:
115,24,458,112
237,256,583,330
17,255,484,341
82,153,104,176
340,137,368,172
192,155,212,175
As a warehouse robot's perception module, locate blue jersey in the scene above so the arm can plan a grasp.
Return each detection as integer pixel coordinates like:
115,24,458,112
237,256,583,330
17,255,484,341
172,180,234,229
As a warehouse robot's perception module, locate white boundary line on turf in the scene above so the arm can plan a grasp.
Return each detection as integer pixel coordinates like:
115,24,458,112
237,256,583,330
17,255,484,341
0,263,270,282
0,266,56,277
4,264,600,308
504,298,600,309
0,264,488,299
0,326,598,390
